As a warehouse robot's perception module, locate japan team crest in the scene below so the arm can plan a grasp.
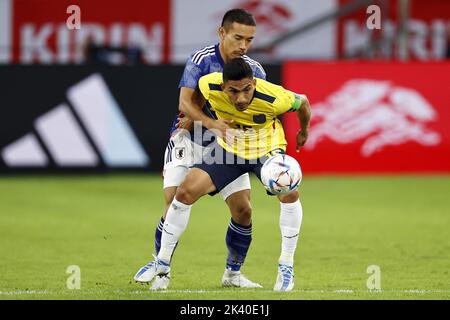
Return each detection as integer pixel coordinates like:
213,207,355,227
175,147,186,160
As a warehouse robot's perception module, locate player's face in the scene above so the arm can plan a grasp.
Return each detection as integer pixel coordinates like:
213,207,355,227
219,22,256,61
222,78,256,111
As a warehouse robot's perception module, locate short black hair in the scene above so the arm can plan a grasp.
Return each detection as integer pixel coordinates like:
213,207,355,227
221,9,256,30
223,58,253,83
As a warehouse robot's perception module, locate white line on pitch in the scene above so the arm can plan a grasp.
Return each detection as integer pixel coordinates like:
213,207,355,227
1,289,449,296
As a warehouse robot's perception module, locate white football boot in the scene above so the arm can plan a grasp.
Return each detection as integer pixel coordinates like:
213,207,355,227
134,255,170,283
221,269,263,288
273,264,294,292
150,274,171,290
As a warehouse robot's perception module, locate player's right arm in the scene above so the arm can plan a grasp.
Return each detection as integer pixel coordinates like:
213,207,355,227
179,86,232,138
178,87,209,127
177,55,232,138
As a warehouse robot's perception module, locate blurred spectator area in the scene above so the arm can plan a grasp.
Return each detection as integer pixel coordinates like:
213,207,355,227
0,0,449,64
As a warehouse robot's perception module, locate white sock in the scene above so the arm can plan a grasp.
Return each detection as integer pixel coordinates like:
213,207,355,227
158,198,192,263
279,200,303,266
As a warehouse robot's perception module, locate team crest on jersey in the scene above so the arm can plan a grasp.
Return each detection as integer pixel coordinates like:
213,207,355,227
175,147,186,160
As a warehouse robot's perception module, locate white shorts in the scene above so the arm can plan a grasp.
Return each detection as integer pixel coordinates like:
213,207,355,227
163,131,251,200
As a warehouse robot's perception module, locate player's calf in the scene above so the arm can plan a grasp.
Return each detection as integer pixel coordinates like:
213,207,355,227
277,190,299,203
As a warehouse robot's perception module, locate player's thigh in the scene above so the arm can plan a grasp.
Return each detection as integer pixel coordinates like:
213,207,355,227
162,134,193,212
163,165,189,190
176,168,217,204
222,173,252,223
163,132,195,188
219,173,251,201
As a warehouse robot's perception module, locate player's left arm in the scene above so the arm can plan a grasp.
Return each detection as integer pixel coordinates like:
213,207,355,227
275,90,312,152
295,94,312,152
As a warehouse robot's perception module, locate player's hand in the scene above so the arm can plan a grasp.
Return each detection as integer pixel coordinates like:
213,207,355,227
176,116,194,131
211,119,234,138
296,129,309,152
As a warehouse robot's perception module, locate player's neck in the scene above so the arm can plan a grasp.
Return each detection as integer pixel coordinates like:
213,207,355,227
218,43,230,64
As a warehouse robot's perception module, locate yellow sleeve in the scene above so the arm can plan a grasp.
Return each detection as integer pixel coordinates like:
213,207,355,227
274,89,303,115
198,75,210,100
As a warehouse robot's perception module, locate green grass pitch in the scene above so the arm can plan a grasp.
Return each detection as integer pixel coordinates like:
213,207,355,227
0,175,449,300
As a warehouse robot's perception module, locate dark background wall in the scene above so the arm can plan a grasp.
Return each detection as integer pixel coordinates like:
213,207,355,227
0,65,281,173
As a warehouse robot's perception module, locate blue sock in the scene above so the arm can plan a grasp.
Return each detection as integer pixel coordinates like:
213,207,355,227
225,219,252,271
155,217,164,255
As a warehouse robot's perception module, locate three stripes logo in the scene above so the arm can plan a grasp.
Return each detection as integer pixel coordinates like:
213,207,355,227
1,73,150,168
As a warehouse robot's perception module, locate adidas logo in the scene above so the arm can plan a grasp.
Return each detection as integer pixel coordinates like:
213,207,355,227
1,73,149,168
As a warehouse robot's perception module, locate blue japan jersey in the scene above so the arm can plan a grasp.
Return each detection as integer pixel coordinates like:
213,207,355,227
170,44,266,137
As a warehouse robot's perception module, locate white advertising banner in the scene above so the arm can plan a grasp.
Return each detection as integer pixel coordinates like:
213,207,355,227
0,0,12,63
171,0,338,62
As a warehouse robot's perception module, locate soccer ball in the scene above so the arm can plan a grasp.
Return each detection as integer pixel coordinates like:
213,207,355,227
261,154,302,195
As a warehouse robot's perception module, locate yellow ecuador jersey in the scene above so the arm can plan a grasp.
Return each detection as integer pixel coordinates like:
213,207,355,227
198,72,303,159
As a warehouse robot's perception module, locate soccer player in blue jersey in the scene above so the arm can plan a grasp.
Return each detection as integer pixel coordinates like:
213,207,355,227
134,9,303,291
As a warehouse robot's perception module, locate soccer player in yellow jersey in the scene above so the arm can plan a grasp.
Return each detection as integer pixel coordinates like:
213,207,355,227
198,70,304,160
147,58,311,291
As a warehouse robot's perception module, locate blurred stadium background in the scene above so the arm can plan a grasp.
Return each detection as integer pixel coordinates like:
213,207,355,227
0,0,449,300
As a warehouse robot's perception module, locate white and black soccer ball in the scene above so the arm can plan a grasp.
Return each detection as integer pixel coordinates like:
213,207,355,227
261,154,302,195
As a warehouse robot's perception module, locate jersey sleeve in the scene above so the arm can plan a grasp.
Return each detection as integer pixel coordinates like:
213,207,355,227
197,75,210,100
178,57,204,89
254,64,267,80
243,56,266,80
274,89,303,115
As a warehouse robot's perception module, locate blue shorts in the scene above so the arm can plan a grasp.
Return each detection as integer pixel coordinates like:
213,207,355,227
193,145,284,196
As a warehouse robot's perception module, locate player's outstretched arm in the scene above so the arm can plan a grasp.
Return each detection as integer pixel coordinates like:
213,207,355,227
296,94,312,152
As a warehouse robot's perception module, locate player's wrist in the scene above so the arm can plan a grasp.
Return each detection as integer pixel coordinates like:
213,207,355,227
299,127,309,133
203,118,216,130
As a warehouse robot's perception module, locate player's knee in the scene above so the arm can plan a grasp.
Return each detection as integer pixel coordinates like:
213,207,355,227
175,184,197,205
164,187,177,206
165,197,174,207
278,190,299,203
232,203,252,226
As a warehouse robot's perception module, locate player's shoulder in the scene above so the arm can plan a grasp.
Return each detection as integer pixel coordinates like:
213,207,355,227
189,45,216,66
255,77,279,92
254,78,289,103
198,72,222,93
199,72,222,88
242,55,266,76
